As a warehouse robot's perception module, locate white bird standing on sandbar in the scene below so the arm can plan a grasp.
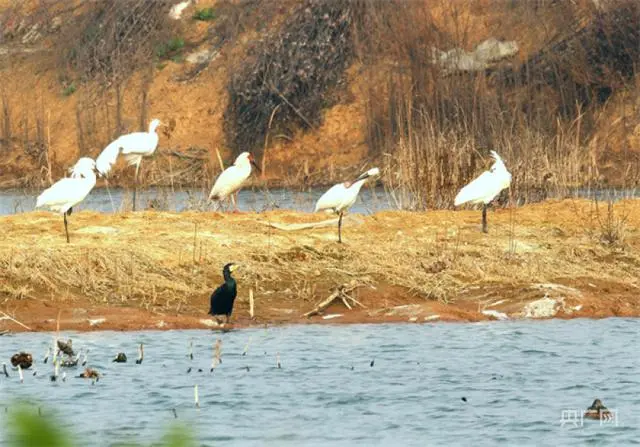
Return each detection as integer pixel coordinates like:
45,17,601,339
454,150,511,233
95,118,165,211
36,157,97,243
208,152,261,212
315,167,380,243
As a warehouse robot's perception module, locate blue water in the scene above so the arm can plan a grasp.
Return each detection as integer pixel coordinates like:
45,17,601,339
0,185,391,215
1,320,638,446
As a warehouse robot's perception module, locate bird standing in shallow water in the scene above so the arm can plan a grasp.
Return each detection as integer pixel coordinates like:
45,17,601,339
96,118,165,211
315,167,380,243
208,152,260,212
36,158,97,243
454,151,511,233
209,263,239,325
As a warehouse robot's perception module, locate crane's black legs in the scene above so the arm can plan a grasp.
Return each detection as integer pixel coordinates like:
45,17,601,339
482,204,488,234
133,162,140,212
338,211,344,243
63,209,72,243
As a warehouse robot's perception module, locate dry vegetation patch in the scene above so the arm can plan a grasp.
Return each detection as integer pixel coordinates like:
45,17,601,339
1,201,639,320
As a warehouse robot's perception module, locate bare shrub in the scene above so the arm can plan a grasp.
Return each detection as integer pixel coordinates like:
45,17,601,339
359,0,640,209
225,0,354,158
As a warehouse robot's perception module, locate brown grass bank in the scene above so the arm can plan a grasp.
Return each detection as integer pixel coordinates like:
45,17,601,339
1,199,640,332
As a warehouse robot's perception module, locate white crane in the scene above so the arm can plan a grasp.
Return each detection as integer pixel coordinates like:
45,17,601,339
208,152,260,211
36,157,97,243
95,118,164,211
315,167,380,243
454,150,511,233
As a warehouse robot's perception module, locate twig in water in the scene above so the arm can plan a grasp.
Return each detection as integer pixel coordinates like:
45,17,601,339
242,336,252,356
43,347,50,364
194,385,200,409
82,350,89,366
18,365,23,383
210,339,222,372
172,408,178,419
50,359,59,382
189,340,193,361
2,363,9,377
136,344,144,364
276,352,281,369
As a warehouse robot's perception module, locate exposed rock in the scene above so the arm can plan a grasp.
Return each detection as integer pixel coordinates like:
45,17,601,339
521,297,559,318
169,0,195,20
431,37,519,73
186,48,218,65
481,309,510,321
88,318,106,326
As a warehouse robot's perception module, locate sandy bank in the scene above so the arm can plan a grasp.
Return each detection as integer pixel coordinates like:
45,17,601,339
1,199,639,332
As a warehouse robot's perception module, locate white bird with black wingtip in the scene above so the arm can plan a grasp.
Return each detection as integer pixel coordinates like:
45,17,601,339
315,167,380,243
208,152,261,212
36,157,98,243
95,118,166,211
454,151,511,233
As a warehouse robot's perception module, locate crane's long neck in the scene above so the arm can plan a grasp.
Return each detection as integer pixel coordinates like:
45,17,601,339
234,159,252,175
223,270,234,283
149,121,160,134
348,178,368,194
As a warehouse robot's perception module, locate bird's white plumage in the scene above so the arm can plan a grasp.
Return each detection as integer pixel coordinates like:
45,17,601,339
95,140,121,177
315,167,380,213
37,159,97,214
95,119,162,176
454,151,511,206
209,152,255,201
69,157,98,179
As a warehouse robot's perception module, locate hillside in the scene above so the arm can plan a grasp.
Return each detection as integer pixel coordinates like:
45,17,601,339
0,0,639,206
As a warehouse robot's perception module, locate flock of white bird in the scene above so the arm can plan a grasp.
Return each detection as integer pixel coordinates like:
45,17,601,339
35,118,512,243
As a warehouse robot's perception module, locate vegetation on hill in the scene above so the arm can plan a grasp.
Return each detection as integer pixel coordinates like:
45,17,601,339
0,0,638,207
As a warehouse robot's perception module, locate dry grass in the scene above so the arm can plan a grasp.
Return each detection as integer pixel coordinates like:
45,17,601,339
1,200,639,311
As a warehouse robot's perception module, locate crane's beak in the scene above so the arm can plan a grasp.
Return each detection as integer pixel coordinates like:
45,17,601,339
355,172,371,182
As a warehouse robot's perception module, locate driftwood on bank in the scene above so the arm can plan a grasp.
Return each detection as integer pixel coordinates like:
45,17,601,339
303,282,366,318
0,311,32,331
260,215,363,232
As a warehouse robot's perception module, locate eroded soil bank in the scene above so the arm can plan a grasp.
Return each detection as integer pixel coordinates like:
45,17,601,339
1,199,639,333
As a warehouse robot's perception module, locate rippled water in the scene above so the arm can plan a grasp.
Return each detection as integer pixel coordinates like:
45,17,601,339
0,186,393,216
1,320,638,446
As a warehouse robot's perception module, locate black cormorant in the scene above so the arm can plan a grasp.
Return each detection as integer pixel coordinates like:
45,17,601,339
209,263,239,324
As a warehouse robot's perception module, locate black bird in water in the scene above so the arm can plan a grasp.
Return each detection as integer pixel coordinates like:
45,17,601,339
209,263,239,325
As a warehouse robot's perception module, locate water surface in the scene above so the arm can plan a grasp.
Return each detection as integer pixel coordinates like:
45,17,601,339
1,320,637,446
1,185,638,216
0,186,391,216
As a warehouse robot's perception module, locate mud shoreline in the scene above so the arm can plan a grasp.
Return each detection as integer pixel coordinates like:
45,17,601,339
2,199,639,333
